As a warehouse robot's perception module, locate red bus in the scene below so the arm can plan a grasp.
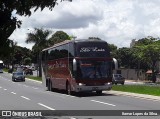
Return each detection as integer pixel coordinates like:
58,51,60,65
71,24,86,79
41,38,113,95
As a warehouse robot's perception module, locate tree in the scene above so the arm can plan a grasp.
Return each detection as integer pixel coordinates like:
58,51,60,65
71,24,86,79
24,57,32,65
48,31,70,46
0,0,72,55
0,39,13,59
116,47,135,68
108,44,117,58
26,28,51,52
26,28,51,77
1,39,15,68
13,46,32,65
133,36,160,83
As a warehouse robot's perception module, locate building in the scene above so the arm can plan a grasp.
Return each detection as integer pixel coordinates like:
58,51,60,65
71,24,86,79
130,39,137,48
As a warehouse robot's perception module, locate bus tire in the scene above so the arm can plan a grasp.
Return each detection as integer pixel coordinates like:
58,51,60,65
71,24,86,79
96,90,102,95
48,80,53,92
66,83,71,95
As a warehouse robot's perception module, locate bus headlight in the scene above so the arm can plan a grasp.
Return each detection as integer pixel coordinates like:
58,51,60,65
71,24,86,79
105,82,112,85
78,83,85,86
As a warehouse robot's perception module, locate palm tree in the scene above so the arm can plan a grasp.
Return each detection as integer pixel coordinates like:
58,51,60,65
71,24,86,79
26,28,51,52
25,28,51,77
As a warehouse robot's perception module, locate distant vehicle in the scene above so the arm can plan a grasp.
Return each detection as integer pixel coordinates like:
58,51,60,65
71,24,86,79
0,60,3,73
24,69,33,75
0,69,3,73
12,72,25,82
112,74,125,85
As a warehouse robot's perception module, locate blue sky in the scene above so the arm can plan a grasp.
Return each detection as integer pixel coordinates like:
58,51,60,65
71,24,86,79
9,0,160,49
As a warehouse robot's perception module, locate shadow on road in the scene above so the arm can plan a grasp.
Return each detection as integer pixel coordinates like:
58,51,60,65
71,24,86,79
48,89,116,98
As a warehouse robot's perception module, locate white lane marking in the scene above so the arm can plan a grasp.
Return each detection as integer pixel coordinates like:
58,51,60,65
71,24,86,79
0,87,2,88
70,117,77,119
91,100,116,107
12,82,15,84
38,103,55,110
11,92,16,95
120,94,160,102
106,91,160,102
4,89,7,91
21,96,31,100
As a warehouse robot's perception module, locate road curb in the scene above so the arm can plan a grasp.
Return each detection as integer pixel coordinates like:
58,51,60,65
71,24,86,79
108,90,160,102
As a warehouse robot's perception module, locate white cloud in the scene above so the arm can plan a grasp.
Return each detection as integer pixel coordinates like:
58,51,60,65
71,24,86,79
9,0,160,49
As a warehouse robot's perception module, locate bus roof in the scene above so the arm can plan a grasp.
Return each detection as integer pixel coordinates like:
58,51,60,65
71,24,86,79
42,40,71,51
42,38,107,52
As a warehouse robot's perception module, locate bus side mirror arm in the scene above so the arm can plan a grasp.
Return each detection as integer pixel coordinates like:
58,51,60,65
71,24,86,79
73,58,77,71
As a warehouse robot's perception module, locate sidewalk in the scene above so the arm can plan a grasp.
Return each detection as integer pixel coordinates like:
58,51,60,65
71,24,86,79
110,79,160,101
108,90,160,102
125,78,160,83
125,79,160,86
125,80,144,84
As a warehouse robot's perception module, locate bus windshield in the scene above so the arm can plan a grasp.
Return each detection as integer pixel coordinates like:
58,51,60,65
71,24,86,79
77,60,112,79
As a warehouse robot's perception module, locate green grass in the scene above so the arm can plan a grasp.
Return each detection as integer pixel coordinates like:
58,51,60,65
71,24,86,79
25,75,42,81
3,68,8,72
3,68,16,72
112,85,160,96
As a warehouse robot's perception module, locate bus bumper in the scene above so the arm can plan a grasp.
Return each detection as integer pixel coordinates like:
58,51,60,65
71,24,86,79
74,83,112,92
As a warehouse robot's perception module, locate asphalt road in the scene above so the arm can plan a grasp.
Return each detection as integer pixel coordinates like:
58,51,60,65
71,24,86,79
0,72,160,119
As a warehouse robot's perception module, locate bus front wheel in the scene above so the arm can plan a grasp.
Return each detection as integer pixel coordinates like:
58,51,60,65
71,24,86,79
96,90,102,95
48,80,53,91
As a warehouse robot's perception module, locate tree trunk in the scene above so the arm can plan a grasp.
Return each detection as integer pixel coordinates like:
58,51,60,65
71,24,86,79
38,52,42,77
152,60,156,83
137,60,140,81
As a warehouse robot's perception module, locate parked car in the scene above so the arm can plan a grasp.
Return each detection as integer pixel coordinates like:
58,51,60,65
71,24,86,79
112,74,125,85
0,69,3,73
24,69,33,75
12,72,25,82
